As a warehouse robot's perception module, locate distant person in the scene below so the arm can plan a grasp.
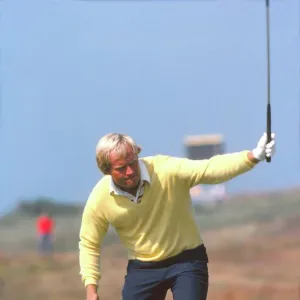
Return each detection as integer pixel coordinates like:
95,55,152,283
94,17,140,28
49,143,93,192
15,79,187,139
36,212,54,256
79,132,276,300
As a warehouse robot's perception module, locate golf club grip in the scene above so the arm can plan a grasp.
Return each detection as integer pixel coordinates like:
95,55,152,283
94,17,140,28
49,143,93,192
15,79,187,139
266,103,272,162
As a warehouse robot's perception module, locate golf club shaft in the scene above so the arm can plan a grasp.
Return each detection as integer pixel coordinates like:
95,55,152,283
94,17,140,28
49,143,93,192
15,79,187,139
266,0,272,162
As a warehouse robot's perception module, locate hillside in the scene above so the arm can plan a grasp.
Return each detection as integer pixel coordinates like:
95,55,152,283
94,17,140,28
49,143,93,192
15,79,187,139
0,187,299,299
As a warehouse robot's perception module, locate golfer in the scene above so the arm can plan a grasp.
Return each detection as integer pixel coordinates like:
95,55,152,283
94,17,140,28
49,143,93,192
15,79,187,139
79,132,276,300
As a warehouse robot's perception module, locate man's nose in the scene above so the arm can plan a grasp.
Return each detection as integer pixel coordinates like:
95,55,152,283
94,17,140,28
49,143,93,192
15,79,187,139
126,165,134,176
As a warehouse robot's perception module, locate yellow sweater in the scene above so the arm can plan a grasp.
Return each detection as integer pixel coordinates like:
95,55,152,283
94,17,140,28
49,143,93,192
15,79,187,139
79,151,256,287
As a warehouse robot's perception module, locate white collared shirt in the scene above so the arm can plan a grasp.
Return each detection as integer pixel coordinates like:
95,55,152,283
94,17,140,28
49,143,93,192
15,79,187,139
109,160,151,203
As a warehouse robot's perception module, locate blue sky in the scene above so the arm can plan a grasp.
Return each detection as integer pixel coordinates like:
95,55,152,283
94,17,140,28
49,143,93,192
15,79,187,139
0,0,299,214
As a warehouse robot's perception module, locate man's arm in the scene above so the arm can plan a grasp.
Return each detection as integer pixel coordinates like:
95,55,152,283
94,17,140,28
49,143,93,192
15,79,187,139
174,150,258,187
170,132,275,187
198,150,259,185
79,194,109,296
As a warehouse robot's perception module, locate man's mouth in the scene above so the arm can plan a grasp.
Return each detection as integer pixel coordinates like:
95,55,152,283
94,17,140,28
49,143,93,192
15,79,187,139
126,176,138,182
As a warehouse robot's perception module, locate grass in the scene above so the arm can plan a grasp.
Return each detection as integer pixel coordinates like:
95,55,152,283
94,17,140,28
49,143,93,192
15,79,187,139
194,188,300,230
0,187,299,299
1,187,300,253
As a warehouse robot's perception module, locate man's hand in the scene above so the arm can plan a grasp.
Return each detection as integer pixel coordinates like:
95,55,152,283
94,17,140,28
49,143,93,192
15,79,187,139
251,132,276,162
86,284,99,300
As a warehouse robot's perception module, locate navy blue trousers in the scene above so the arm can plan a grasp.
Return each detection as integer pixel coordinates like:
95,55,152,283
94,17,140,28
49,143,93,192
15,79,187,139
122,244,209,300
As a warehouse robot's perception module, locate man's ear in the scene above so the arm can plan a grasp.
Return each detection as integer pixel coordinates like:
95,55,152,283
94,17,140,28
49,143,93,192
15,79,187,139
104,169,111,176
137,145,142,154
104,164,113,175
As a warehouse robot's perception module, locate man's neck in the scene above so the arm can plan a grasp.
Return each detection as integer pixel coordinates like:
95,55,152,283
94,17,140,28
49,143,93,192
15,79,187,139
116,181,141,197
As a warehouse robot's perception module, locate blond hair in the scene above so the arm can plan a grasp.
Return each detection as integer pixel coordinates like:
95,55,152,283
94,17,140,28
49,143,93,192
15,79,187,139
95,133,141,174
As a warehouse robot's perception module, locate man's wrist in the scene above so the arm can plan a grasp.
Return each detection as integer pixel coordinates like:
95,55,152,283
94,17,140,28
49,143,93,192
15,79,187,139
247,151,260,164
86,284,98,295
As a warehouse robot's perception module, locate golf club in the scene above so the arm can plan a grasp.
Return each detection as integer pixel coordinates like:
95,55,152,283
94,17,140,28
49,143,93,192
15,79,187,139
265,0,272,163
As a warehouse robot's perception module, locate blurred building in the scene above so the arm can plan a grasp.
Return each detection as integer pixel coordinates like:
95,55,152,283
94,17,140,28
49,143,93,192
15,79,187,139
183,133,228,204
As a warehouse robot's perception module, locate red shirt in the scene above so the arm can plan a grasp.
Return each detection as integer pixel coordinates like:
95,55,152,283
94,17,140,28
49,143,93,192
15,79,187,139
37,216,54,235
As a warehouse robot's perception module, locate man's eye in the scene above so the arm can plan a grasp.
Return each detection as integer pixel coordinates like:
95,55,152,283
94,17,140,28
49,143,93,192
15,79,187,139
131,159,138,165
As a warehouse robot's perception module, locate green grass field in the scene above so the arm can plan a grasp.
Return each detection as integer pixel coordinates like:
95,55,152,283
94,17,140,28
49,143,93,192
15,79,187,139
1,187,299,253
1,187,299,300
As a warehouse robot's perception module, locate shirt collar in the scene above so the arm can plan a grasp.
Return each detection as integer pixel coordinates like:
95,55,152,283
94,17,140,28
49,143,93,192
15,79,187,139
109,159,151,195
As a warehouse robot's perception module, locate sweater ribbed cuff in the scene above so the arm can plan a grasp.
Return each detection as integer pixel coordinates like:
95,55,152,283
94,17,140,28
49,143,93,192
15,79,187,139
84,278,99,287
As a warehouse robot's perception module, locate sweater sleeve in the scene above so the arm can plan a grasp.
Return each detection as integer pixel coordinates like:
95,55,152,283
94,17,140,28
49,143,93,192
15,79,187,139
172,150,257,188
79,190,109,287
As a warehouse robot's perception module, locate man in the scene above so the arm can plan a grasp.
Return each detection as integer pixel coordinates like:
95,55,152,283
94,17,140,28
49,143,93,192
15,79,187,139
36,212,55,256
79,132,276,300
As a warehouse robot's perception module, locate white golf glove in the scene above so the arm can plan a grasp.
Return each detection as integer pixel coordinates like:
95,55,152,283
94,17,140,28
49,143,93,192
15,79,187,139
252,132,276,161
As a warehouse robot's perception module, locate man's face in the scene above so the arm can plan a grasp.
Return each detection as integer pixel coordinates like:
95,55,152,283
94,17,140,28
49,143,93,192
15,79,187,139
109,144,141,190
